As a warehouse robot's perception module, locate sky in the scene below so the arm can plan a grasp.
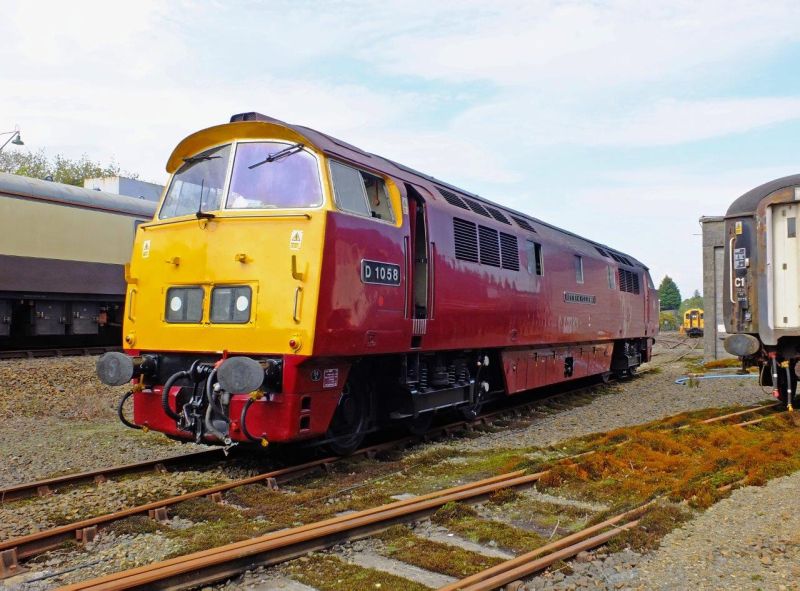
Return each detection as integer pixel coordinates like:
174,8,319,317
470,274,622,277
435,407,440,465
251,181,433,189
2,0,800,297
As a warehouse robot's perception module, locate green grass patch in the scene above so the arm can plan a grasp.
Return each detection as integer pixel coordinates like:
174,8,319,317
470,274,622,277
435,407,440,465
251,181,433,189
432,502,544,554
378,525,503,578
285,554,430,591
605,503,691,552
106,515,166,536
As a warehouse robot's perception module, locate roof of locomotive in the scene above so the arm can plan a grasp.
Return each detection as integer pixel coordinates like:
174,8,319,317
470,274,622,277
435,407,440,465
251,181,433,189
726,173,800,217
171,112,648,270
0,171,156,218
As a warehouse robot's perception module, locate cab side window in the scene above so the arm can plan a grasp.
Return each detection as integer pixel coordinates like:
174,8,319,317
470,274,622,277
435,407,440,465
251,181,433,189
330,161,394,222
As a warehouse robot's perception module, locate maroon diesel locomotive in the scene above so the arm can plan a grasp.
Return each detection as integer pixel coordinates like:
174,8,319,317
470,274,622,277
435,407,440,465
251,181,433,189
97,112,658,453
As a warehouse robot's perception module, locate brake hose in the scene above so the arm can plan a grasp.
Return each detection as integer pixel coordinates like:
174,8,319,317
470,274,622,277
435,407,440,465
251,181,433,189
240,396,262,443
117,390,141,430
162,370,189,420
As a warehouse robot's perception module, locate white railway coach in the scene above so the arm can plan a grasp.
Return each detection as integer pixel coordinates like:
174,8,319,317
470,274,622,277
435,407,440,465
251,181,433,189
0,172,156,348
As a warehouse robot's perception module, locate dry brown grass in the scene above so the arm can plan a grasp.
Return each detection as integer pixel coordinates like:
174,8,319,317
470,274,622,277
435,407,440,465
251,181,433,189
539,411,800,509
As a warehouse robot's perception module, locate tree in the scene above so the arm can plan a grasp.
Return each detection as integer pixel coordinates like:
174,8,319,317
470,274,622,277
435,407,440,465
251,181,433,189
680,289,704,315
658,276,682,311
0,149,137,187
659,311,679,331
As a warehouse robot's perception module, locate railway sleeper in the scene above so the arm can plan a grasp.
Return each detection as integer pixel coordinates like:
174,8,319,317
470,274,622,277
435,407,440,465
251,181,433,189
0,549,23,579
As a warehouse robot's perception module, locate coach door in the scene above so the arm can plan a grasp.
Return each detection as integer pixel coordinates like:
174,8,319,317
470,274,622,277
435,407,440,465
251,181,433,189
771,203,800,328
407,185,430,345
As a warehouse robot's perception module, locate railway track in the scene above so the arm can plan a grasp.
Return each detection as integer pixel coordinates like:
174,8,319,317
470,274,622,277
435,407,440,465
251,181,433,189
0,449,226,503
0,384,605,575
47,402,774,591
56,474,649,591
0,346,120,360
0,399,776,584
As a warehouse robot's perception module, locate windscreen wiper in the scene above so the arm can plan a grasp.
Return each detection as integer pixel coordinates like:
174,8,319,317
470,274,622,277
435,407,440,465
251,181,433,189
248,143,305,170
183,154,221,164
195,178,215,220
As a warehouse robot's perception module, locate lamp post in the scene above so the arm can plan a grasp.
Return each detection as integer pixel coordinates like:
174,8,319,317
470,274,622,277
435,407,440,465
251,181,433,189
0,128,24,153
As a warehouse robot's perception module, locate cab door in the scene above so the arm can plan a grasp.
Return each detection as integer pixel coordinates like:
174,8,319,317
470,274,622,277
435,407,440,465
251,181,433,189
406,185,431,346
772,203,800,328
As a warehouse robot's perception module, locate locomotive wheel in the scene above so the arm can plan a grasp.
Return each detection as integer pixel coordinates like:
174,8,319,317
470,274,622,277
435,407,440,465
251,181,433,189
459,392,484,420
405,412,433,436
627,366,637,377
324,381,369,456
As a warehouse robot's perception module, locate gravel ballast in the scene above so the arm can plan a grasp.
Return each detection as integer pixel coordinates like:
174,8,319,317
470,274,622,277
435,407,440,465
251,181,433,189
3,338,794,591
0,356,204,488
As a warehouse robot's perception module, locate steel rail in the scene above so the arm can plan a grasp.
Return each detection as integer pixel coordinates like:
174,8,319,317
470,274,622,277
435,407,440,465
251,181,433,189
0,385,762,570
1,368,600,504
735,411,788,427
57,471,544,591
0,449,225,503
698,402,779,424
0,347,120,360
0,439,410,562
437,504,650,591
0,391,548,566
676,402,778,431
446,519,641,591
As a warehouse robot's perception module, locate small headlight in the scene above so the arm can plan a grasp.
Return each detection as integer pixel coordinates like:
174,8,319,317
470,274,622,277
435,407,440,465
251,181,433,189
211,286,251,323
165,287,204,323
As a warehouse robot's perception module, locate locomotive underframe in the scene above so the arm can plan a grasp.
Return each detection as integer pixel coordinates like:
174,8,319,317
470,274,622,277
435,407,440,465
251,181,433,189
116,337,650,451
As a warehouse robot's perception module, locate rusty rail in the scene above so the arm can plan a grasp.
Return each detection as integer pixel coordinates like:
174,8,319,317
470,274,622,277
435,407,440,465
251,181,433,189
57,470,544,591
0,346,120,360
699,402,778,425
0,449,225,503
1,386,766,576
437,505,649,591
0,439,406,565
0,378,610,570
735,411,787,427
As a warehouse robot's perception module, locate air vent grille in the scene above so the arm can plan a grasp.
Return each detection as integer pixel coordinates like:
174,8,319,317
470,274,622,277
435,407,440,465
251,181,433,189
438,187,469,210
618,269,640,294
463,197,491,219
610,252,633,266
511,215,536,232
485,206,511,225
594,247,609,258
453,218,479,262
499,232,520,271
478,226,501,267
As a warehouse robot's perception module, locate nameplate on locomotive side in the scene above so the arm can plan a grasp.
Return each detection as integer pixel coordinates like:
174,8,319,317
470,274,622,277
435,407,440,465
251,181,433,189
361,260,401,286
564,292,596,304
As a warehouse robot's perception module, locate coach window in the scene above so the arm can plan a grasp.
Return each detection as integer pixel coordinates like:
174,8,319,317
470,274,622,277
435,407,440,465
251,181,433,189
526,240,543,275
575,255,584,284
329,161,395,222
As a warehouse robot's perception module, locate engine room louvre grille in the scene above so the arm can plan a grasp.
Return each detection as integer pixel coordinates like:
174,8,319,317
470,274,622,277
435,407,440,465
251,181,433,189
499,232,520,271
463,197,492,219
617,269,641,294
438,187,469,210
478,225,501,267
453,217,479,262
594,246,610,257
485,205,511,225
511,215,537,232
